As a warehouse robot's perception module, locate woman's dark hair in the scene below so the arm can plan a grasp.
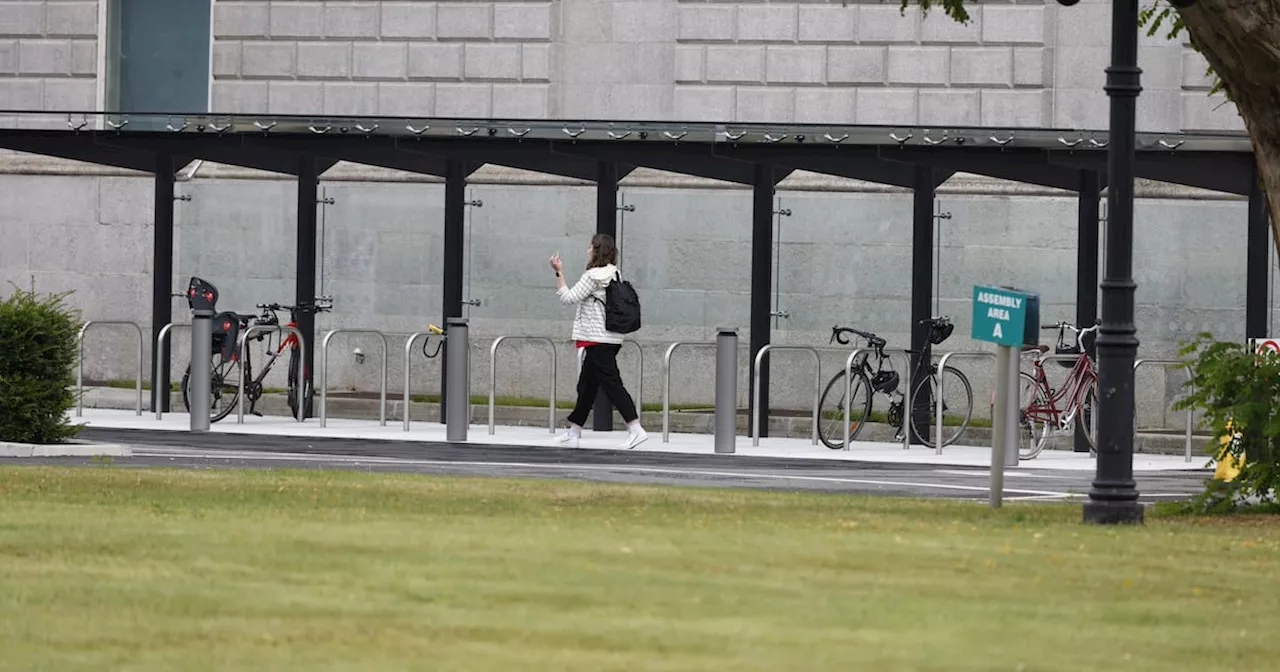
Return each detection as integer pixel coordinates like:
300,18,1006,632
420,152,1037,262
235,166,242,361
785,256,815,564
587,233,618,268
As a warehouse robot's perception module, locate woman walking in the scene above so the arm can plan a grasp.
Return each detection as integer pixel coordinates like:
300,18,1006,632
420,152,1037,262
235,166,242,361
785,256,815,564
550,234,648,449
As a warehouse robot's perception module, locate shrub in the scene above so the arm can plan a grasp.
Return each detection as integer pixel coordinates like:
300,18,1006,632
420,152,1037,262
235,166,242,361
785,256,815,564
0,286,83,444
1173,333,1280,513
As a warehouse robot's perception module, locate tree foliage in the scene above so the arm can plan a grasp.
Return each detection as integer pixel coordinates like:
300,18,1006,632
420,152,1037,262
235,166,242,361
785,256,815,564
1172,334,1280,513
0,285,84,444
1138,1,1225,97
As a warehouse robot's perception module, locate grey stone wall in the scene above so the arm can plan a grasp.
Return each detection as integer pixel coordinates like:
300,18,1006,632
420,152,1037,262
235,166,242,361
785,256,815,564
0,154,1265,430
213,0,554,117
0,0,1248,132
0,0,99,119
207,0,1241,130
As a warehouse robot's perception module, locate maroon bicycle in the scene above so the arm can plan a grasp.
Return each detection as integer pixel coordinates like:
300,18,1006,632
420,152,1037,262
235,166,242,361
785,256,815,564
1017,321,1100,459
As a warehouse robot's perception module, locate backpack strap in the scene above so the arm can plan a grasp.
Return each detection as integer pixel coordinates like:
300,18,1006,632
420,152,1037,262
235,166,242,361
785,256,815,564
592,270,621,305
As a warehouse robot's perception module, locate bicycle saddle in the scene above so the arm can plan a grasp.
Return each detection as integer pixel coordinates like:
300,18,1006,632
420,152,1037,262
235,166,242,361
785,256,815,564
1022,344,1050,353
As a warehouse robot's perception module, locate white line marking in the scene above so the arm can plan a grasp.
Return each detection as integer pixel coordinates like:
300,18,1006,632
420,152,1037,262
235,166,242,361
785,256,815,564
933,469,1072,480
131,447,1074,497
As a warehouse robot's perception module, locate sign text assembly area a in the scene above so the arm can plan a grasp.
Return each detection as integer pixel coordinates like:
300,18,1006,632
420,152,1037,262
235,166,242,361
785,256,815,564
971,285,1040,347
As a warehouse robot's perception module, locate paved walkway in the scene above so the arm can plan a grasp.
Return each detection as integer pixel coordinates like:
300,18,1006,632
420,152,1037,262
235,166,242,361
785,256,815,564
72,408,1211,473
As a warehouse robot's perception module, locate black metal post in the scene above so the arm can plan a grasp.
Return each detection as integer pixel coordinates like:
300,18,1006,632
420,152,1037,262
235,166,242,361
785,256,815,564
1083,0,1144,525
909,165,934,443
1075,170,1101,452
296,156,319,415
150,153,175,413
440,158,467,424
749,164,774,437
592,161,619,432
1247,164,1270,339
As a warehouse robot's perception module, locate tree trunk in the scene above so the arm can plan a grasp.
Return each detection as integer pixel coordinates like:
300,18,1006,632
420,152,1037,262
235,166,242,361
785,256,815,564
1179,1,1280,253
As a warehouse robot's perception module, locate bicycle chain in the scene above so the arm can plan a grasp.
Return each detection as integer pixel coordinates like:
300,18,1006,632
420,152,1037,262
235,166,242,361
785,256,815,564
887,401,903,429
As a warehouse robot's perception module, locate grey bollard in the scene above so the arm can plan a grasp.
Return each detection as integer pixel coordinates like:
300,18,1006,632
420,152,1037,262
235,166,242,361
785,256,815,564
189,309,213,433
989,345,1010,507
715,327,738,454
445,318,469,442
1003,345,1021,469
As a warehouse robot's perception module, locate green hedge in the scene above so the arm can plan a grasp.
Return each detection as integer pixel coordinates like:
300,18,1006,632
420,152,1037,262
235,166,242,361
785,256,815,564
0,287,83,444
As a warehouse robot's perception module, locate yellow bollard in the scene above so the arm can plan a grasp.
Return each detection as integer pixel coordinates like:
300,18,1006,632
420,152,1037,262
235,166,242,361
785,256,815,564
1214,419,1244,482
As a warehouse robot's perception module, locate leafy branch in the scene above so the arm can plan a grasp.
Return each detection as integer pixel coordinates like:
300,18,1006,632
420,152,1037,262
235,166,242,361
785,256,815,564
1172,333,1280,512
1138,1,1226,97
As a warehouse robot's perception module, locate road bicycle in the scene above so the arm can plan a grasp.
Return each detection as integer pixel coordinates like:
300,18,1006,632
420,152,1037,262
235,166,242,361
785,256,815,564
178,276,333,423
1016,321,1100,459
816,316,974,450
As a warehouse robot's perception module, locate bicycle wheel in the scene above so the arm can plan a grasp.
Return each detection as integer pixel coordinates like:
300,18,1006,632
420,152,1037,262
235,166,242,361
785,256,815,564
817,369,873,450
1017,371,1051,460
287,349,314,420
180,353,242,424
909,366,974,449
1076,376,1099,454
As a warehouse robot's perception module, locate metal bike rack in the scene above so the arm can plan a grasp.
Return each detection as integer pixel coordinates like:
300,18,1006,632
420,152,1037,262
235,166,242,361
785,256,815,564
76,320,144,417
576,340,644,410
661,341,716,443
489,336,558,434
752,345,821,446
1134,358,1196,463
237,325,306,424
402,330,439,431
320,329,389,428
153,322,190,420
842,348,913,452
934,351,996,456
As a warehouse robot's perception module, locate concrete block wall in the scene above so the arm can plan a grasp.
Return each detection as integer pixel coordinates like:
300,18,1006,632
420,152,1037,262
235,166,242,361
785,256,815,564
0,0,99,118
213,0,555,118
0,0,1248,133
0,156,1266,430
671,0,1238,131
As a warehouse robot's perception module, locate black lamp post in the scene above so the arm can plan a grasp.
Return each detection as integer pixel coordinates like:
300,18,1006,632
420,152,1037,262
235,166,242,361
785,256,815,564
1055,0,1195,524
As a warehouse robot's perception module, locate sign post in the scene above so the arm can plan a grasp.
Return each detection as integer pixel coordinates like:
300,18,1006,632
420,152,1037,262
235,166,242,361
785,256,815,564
972,285,1040,508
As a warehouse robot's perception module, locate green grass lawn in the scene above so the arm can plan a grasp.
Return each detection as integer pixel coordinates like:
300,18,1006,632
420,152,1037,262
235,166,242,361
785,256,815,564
1,467,1276,671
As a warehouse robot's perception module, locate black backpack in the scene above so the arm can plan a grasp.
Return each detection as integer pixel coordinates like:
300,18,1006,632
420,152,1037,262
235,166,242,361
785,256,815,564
596,271,642,334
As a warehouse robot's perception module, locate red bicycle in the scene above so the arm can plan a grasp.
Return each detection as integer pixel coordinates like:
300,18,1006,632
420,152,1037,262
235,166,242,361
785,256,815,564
1017,321,1100,459
179,277,332,423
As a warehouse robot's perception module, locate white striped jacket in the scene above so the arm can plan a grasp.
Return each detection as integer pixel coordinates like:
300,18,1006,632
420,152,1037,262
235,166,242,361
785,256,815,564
556,264,625,344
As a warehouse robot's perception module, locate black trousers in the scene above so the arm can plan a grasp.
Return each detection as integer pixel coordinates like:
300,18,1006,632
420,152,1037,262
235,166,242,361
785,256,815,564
567,344,638,426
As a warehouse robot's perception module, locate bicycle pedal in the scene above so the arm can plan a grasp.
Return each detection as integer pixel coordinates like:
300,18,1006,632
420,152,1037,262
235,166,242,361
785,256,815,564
252,411,263,418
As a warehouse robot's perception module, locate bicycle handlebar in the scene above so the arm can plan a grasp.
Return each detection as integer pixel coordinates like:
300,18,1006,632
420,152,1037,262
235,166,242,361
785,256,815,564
1041,320,1101,352
254,297,335,315
830,326,886,350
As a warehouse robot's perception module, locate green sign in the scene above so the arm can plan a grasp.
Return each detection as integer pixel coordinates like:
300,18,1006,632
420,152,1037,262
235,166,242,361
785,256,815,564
972,285,1039,347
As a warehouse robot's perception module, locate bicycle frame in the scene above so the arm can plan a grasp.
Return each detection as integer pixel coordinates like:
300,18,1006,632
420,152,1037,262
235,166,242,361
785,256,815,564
235,311,305,393
1025,352,1096,430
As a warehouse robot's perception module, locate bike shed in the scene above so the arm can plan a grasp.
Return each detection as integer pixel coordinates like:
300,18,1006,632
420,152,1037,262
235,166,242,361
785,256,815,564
0,113,1267,444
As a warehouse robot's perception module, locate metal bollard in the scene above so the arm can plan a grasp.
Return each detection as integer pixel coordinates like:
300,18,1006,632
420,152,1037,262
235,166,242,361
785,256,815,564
1002,346,1020,469
445,318,469,442
715,327,738,454
189,309,212,433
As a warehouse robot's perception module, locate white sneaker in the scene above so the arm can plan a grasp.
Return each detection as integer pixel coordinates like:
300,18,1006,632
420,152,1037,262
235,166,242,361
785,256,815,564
556,425,581,448
619,427,649,450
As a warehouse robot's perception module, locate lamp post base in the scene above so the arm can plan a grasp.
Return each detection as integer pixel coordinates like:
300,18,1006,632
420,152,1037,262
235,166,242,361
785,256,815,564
1083,500,1144,525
